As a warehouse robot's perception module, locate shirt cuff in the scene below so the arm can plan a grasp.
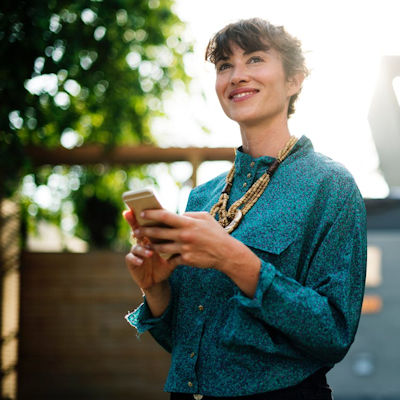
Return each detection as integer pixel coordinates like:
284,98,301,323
125,296,172,334
233,259,276,309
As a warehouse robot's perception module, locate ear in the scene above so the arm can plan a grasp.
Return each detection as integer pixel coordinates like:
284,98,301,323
286,72,305,97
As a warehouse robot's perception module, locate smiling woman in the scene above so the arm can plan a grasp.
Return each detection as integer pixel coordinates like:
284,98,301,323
124,18,367,400
206,18,308,116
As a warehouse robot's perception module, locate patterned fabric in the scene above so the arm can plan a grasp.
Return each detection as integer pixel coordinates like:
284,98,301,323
125,136,367,397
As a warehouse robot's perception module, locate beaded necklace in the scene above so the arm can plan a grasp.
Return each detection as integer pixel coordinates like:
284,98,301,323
210,136,298,234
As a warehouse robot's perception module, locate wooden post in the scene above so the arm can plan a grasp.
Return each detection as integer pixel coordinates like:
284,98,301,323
189,155,201,188
0,199,20,400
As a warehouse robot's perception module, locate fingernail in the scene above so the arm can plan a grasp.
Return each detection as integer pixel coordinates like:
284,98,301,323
136,257,143,265
140,211,145,217
145,250,152,256
134,229,140,235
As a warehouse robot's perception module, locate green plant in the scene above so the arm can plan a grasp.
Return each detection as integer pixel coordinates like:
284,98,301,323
0,0,192,248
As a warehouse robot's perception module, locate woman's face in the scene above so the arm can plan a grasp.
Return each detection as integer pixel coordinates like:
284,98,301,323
215,43,299,128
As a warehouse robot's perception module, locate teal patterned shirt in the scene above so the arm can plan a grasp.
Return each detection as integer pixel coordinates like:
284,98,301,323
126,135,367,397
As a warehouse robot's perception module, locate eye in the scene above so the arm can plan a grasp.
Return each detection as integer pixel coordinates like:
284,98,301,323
248,56,264,64
217,62,232,72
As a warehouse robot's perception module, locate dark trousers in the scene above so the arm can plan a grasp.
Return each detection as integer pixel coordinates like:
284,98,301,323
170,368,333,400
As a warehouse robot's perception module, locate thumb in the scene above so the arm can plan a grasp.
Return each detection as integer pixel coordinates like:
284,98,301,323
168,254,184,269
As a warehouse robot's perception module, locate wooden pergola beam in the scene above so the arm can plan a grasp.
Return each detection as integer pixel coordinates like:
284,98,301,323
25,145,236,166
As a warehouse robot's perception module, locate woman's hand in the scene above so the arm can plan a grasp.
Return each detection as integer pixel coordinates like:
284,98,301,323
129,208,262,298
123,210,175,290
134,209,240,270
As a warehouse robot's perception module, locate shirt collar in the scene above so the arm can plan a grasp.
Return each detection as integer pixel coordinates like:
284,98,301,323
234,135,312,173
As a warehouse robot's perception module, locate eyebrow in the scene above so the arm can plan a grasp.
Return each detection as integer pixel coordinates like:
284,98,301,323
243,46,271,55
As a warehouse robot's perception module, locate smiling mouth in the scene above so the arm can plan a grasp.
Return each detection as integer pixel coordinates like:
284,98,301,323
229,90,259,100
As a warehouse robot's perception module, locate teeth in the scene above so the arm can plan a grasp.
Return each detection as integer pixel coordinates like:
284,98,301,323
233,92,254,98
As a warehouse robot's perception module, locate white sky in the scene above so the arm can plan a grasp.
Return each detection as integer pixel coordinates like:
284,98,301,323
151,0,400,204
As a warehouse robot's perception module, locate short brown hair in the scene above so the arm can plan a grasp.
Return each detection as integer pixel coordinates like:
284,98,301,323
205,18,309,117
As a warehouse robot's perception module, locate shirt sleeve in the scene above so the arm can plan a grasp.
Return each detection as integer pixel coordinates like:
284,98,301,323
125,292,174,353
124,272,181,353
233,187,367,364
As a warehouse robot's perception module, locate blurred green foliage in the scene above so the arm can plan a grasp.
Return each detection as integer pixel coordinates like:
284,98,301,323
0,0,192,249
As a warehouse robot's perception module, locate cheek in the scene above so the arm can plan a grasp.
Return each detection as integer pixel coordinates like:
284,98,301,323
265,73,289,99
215,77,227,99
215,84,222,101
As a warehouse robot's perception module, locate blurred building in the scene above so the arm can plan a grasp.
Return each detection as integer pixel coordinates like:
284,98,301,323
327,55,400,400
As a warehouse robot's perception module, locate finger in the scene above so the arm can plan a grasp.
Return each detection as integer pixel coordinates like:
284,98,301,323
123,209,139,230
125,252,144,267
135,226,179,242
183,211,210,220
141,209,188,228
152,242,182,256
137,236,152,248
131,244,153,258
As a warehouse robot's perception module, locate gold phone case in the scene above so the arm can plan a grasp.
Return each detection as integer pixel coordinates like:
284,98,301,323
122,188,162,226
122,188,172,259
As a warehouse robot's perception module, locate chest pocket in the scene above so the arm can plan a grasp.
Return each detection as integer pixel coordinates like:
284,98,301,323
233,211,300,278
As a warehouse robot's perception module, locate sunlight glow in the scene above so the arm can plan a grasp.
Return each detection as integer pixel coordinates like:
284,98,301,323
393,76,400,107
165,0,400,198
25,74,58,96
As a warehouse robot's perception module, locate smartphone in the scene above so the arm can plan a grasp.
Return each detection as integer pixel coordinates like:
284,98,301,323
122,188,163,227
122,188,172,254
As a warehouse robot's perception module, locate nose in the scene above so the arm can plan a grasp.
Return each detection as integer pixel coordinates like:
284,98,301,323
230,64,249,86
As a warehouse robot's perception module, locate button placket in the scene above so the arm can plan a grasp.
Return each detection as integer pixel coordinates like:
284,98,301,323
242,162,255,189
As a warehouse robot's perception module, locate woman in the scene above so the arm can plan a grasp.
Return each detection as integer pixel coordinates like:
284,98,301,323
124,18,367,400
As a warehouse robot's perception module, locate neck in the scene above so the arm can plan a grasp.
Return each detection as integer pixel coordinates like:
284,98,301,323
239,118,292,158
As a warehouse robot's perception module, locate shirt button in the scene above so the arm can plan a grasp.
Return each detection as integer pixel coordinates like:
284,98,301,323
247,173,251,178
243,182,247,188
188,381,193,387
250,161,255,167
190,352,195,358
198,305,204,311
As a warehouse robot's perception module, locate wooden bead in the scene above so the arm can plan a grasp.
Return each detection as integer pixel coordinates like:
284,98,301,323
209,137,298,234
266,160,280,176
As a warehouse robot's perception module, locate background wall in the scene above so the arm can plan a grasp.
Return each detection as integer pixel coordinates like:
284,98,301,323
18,252,170,400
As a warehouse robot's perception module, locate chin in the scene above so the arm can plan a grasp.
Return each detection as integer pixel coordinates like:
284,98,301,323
228,111,260,124
232,107,287,126
231,115,268,126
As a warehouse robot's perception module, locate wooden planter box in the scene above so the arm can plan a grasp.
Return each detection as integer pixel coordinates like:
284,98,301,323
18,251,170,400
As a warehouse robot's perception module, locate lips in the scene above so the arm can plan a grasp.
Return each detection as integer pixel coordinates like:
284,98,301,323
228,88,259,101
